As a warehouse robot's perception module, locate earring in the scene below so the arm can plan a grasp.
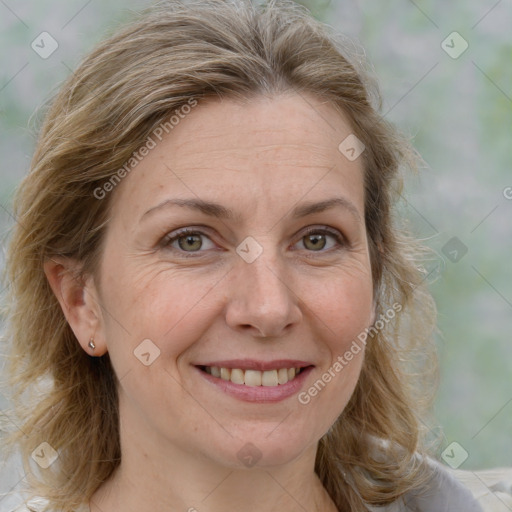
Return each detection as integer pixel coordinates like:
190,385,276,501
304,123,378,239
88,338,96,350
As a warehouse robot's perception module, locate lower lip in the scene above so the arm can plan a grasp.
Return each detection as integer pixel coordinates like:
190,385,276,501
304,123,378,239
194,366,314,403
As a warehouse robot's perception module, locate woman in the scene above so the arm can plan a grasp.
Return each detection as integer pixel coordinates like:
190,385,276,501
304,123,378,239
2,1,483,511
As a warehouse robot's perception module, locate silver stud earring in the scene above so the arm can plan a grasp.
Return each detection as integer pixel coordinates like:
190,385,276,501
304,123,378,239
88,338,96,350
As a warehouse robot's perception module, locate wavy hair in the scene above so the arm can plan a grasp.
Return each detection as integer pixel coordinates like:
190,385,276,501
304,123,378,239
2,1,438,510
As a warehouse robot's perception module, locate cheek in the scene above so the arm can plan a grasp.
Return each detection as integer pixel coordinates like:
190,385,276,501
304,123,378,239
300,269,372,409
99,258,223,361
307,269,374,345
297,275,371,430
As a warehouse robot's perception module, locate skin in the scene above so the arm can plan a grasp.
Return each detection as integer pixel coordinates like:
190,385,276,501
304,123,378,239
45,92,375,512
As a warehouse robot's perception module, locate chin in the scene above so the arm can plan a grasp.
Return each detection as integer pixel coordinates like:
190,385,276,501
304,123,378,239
206,424,318,470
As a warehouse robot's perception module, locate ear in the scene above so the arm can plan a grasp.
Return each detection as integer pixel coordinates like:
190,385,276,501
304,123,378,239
44,257,108,357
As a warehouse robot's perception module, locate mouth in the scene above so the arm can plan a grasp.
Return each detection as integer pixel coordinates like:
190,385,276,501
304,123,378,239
193,360,314,402
197,365,310,387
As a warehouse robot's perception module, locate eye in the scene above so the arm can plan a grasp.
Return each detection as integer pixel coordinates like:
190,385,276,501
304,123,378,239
162,228,216,253
294,227,346,252
161,226,346,256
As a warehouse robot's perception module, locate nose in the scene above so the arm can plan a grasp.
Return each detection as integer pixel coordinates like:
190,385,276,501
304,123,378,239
224,254,302,339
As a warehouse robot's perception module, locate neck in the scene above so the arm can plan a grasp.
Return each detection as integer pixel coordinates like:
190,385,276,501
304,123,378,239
90,406,338,512
91,462,337,512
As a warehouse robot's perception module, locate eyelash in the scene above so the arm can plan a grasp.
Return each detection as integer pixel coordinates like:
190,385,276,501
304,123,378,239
160,226,347,258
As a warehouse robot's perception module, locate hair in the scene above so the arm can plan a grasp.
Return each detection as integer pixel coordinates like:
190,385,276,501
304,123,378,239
1,1,439,510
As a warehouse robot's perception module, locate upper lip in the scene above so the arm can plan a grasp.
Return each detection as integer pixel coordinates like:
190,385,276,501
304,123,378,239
195,359,314,371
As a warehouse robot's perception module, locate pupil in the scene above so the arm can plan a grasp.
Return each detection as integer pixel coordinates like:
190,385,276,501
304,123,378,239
306,234,325,250
179,235,201,251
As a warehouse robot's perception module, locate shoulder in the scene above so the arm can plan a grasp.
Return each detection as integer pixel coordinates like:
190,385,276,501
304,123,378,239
7,496,47,512
6,497,89,512
367,456,511,512
452,466,512,512
400,457,485,512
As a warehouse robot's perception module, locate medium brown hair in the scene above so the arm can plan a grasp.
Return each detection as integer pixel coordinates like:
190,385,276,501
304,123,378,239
2,1,438,510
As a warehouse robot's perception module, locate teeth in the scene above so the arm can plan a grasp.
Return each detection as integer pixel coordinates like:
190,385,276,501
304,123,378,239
230,368,244,385
262,369,278,386
244,370,262,387
278,368,288,384
204,366,302,386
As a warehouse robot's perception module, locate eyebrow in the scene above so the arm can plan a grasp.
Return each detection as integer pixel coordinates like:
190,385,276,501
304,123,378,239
141,197,362,223
292,197,362,223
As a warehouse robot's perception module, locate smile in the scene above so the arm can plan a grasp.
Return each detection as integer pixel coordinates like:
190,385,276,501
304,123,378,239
199,366,304,387
194,362,314,403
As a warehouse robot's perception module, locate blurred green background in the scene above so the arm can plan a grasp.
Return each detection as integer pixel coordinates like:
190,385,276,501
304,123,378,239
0,0,510,492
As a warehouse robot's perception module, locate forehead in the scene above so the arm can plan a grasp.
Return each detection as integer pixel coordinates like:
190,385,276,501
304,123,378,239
109,93,366,224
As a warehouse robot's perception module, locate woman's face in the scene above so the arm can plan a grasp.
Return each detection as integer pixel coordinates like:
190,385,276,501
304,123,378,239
94,93,375,468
